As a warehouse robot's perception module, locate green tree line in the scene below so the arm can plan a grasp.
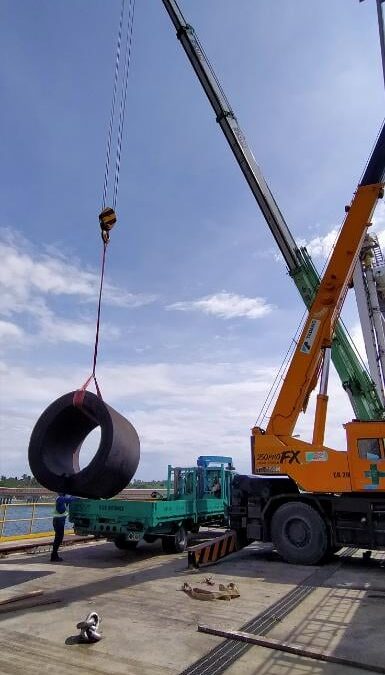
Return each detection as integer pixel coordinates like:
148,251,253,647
0,474,41,488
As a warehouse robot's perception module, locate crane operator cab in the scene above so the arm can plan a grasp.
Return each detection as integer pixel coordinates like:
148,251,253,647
345,420,385,491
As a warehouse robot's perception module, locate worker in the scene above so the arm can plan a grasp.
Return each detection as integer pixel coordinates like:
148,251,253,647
51,494,76,562
211,477,221,498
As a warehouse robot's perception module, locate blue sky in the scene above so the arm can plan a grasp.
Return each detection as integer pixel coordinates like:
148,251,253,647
1,1,384,479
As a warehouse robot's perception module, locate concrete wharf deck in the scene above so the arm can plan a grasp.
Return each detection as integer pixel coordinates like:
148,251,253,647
0,539,384,675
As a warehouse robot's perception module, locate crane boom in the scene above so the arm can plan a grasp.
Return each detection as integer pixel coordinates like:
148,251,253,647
162,0,298,269
252,121,385,490
161,0,384,421
267,122,385,437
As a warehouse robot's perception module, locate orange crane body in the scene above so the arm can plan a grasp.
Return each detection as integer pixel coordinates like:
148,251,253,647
252,180,385,494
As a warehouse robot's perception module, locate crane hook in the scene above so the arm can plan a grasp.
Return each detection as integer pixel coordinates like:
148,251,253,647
99,207,117,244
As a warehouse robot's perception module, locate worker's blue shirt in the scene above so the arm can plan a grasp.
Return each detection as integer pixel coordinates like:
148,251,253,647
53,495,76,519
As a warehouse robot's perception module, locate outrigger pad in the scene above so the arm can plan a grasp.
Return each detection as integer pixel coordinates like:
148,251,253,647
28,391,140,498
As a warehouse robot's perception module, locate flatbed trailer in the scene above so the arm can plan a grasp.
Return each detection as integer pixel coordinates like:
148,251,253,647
69,456,234,552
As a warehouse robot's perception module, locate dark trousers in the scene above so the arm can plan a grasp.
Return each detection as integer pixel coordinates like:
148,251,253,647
52,517,65,558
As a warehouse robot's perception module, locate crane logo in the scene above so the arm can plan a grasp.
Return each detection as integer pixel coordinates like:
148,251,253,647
300,319,321,354
364,464,385,489
256,451,300,465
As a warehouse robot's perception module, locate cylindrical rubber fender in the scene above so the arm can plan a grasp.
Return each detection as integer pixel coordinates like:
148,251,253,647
28,391,140,499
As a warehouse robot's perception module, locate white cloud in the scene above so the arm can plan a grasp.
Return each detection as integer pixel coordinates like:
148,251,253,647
102,284,156,308
167,292,274,320
299,228,339,260
0,358,278,477
38,313,121,345
298,201,385,263
0,320,24,342
0,230,155,316
0,229,155,349
0,355,357,479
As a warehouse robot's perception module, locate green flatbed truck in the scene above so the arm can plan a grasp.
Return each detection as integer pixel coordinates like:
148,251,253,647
69,456,234,553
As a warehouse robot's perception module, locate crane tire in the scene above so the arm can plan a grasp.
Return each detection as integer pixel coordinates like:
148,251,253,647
28,390,140,499
271,501,328,565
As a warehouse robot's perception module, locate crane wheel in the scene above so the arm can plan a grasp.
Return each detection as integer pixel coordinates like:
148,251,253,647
271,502,328,565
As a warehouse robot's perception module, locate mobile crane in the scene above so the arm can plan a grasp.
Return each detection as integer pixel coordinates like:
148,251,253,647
230,122,385,564
162,2,385,564
161,0,385,421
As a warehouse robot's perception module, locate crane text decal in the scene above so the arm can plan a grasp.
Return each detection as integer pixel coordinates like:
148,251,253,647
305,451,328,462
256,450,300,464
300,319,321,354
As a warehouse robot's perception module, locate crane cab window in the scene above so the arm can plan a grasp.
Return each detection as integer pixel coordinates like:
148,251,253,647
357,438,384,461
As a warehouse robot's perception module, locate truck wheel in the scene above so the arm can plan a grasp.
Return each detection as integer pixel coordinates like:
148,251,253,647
114,536,138,551
271,502,328,565
162,526,188,553
143,534,158,544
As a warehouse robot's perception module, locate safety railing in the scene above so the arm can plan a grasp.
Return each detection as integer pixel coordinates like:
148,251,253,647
0,489,167,542
0,502,73,542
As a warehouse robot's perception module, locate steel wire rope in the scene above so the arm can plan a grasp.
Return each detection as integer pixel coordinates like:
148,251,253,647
193,31,233,112
255,228,344,428
172,0,231,109
197,20,301,428
178,0,348,430
75,0,136,403
113,0,136,209
255,336,298,428
260,237,341,427
101,0,125,211
268,218,379,428
340,316,374,375
255,299,310,428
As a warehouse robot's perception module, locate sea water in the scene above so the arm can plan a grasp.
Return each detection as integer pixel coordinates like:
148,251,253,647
0,504,53,537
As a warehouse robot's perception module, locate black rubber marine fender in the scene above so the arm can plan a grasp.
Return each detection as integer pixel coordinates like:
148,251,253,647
28,391,140,498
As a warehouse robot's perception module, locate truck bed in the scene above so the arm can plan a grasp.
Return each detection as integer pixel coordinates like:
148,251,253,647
70,495,227,538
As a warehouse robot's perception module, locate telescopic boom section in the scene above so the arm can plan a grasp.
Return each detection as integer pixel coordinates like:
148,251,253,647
161,0,385,421
161,0,299,269
265,123,385,438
